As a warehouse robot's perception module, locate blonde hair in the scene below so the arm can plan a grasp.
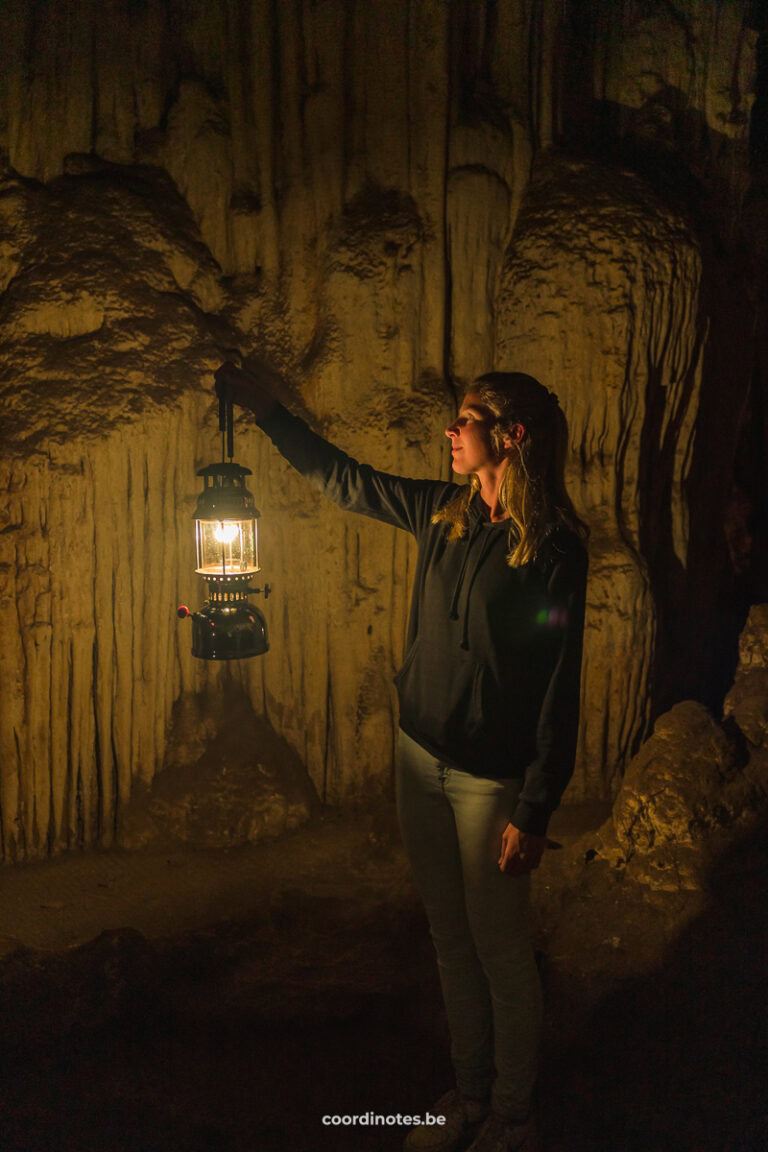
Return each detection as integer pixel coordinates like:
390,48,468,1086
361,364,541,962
431,372,589,566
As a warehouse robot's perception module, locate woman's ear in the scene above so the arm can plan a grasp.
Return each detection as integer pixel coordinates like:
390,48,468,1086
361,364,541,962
503,422,526,450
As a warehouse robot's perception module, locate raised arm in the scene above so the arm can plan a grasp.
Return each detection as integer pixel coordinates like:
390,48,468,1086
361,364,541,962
215,360,452,538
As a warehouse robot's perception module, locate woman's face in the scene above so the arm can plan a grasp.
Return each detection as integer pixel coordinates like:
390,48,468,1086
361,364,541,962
445,390,501,475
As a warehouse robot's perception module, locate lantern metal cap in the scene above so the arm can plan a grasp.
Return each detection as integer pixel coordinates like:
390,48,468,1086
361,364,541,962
196,462,253,479
194,461,260,521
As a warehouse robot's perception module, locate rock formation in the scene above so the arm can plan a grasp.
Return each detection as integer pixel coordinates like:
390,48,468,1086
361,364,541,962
537,602,768,1014
559,606,768,901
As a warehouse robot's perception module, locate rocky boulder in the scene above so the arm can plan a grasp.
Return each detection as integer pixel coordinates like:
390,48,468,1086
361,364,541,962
723,603,768,752
594,606,768,892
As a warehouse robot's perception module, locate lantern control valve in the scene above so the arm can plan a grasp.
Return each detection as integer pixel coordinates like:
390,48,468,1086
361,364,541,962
249,583,272,599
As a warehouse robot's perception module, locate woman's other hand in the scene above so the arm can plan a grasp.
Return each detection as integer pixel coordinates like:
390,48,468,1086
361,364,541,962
214,358,280,422
498,823,547,875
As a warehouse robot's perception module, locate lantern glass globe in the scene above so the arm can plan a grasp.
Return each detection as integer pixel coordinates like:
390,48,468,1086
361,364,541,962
195,517,259,576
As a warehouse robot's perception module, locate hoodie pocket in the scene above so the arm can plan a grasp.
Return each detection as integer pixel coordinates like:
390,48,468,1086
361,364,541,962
469,662,513,744
472,662,537,769
393,636,421,686
466,661,487,739
394,637,484,756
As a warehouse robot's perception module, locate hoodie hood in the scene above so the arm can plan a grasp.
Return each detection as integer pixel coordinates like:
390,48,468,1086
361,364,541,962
448,491,519,650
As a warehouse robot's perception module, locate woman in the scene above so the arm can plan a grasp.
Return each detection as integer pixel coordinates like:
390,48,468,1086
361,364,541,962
215,362,589,1152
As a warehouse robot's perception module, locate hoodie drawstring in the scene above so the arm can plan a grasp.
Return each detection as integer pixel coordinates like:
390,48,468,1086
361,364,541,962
458,530,497,650
448,519,483,622
448,515,500,651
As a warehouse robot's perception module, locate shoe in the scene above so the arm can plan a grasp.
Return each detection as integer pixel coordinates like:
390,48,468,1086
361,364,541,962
402,1087,490,1152
465,1110,541,1152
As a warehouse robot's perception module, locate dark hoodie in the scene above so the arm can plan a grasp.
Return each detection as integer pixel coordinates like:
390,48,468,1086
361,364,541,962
255,401,589,836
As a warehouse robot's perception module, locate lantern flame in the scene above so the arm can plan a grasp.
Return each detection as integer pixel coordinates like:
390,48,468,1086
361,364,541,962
214,522,239,544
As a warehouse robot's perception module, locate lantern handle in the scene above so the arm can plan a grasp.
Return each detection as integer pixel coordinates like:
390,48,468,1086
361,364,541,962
217,381,235,462
217,350,242,462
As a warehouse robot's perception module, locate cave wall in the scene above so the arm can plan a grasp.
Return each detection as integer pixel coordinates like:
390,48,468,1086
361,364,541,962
0,0,762,859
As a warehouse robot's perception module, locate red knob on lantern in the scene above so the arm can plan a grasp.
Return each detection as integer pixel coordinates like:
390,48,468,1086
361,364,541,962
177,605,191,619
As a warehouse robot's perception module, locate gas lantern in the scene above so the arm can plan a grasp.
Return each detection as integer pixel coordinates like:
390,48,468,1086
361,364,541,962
177,375,271,658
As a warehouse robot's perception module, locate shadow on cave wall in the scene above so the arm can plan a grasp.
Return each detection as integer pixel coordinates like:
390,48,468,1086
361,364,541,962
117,686,322,851
641,206,762,722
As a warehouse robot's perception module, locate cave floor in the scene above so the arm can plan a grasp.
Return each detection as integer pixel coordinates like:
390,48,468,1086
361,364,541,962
0,800,764,1152
0,800,609,957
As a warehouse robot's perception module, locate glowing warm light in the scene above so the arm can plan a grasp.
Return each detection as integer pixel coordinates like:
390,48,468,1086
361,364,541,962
214,522,239,544
195,517,258,576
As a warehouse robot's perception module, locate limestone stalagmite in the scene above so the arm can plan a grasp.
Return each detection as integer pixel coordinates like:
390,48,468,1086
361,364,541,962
495,159,705,798
0,1,761,859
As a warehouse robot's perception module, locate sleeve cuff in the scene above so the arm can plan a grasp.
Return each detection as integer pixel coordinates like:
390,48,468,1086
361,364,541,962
510,800,553,837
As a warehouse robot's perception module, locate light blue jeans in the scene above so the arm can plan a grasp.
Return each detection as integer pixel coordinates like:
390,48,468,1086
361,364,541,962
395,727,542,1122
